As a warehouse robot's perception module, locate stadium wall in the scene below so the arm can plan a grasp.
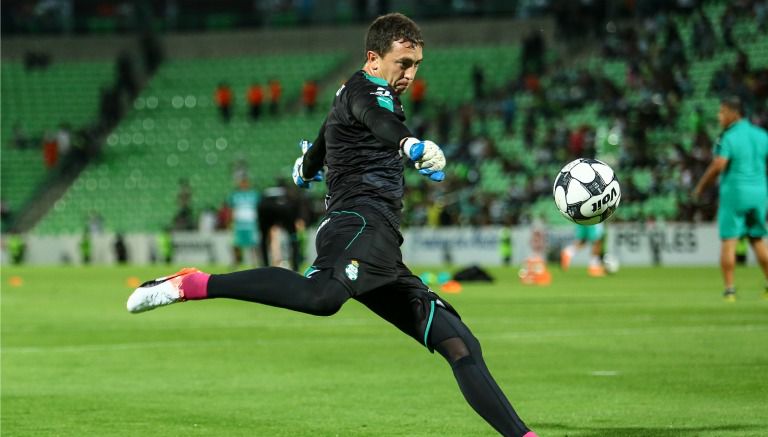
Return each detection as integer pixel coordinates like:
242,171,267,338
1,223,735,267
1,17,554,61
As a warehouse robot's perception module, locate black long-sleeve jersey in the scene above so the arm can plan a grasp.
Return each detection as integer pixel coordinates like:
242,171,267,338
302,70,413,229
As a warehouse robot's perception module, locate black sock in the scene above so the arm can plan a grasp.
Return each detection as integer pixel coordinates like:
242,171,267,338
449,354,530,437
433,313,531,437
207,267,350,316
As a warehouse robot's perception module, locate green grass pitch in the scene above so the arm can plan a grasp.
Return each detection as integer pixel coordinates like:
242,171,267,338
2,265,767,436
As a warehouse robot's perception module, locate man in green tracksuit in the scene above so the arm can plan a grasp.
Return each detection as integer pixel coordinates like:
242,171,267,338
694,96,768,301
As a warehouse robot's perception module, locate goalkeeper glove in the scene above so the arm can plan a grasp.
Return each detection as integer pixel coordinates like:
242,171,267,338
401,137,446,182
292,140,323,189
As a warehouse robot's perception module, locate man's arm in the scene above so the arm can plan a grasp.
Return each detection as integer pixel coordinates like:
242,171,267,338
693,156,728,198
350,87,445,181
301,119,327,179
356,104,413,148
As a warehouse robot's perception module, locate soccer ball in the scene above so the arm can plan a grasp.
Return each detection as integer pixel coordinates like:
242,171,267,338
553,158,621,225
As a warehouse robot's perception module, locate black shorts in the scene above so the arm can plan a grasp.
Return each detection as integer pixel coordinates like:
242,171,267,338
310,205,459,350
312,205,405,296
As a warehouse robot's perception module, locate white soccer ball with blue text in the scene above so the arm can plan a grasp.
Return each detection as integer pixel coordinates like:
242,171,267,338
553,158,621,225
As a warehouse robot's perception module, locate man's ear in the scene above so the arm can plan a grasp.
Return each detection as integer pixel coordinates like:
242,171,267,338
366,50,380,71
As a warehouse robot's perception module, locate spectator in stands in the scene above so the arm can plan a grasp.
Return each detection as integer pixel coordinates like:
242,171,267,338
114,233,128,264
177,178,192,209
12,122,30,149
140,31,164,75
99,85,121,128
247,82,264,120
198,206,217,234
674,68,693,97
522,108,537,146
42,131,58,169
1,200,12,230
56,123,72,159
8,233,26,265
80,227,92,264
88,211,105,234
173,178,195,231
692,9,716,59
721,5,737,48
258,181,301,271
269,78,282,115
521,30,545,74
435,103,452,144
156,227,174,265
472,64,485,99
173,205,195,231
216,200,233,230
116,51,138,99
409,77,426,114
501,90,517,134
757,0,768,33
231,158,249,185
215,82,234,122
231,178,260,266
735,49,750,79
302,79,319,113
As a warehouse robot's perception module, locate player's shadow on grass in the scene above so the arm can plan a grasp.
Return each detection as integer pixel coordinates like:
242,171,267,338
539,422,762,436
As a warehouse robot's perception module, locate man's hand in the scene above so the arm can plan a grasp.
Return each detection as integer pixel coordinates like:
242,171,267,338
401,137,446,182
693,156,728,202
292,140,323,189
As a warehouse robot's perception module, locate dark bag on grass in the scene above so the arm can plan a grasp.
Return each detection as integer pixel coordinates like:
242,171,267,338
453,265,494,282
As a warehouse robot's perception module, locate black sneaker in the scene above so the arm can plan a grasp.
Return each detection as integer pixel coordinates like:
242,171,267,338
723,287,736,302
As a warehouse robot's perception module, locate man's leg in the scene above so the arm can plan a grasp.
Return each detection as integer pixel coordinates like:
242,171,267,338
430,308,535,437
721,238,737,299
748,237,768,297
587,239,606,277
128,267,350,316
356,284,536,437
748,237,768,277
717,204,743,299
560,240,584,271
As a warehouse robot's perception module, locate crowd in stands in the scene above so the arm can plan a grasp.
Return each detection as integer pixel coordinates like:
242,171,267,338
214,78,320,122
396,1,768,227
176,1,768,231
6,2,768,237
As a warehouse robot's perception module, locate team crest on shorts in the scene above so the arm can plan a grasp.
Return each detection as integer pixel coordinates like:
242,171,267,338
345,260,359,281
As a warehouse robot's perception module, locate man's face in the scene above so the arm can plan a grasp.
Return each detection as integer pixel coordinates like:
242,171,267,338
718,104,739,128
370,39,423,94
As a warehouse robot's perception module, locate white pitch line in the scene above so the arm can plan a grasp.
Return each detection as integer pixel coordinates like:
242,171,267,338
485,323,767,341
2,324,766,355
590,370,620,376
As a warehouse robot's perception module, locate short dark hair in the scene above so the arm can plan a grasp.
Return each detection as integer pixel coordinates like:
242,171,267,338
365,13,424,57
720,95,743,114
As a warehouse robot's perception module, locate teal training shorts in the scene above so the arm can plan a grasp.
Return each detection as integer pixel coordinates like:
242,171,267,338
575,223,604,242
234,228,257,248
718,203,767,240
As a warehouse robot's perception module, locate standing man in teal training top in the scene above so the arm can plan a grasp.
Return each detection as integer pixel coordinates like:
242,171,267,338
694,96,768,301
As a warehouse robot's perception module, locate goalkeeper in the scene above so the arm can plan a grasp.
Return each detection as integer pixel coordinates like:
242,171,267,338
127,13,536,437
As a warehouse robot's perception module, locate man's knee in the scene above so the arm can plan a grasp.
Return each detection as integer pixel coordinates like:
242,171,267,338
306,273,349,316
423,305,480,364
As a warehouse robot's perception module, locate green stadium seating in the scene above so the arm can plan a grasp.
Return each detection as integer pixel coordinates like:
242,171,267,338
34,52,347,234
1,60,114,215
417,45,521,106
19,8,764,232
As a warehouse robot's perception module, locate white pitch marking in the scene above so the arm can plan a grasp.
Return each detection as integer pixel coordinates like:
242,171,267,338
590,370,619,376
